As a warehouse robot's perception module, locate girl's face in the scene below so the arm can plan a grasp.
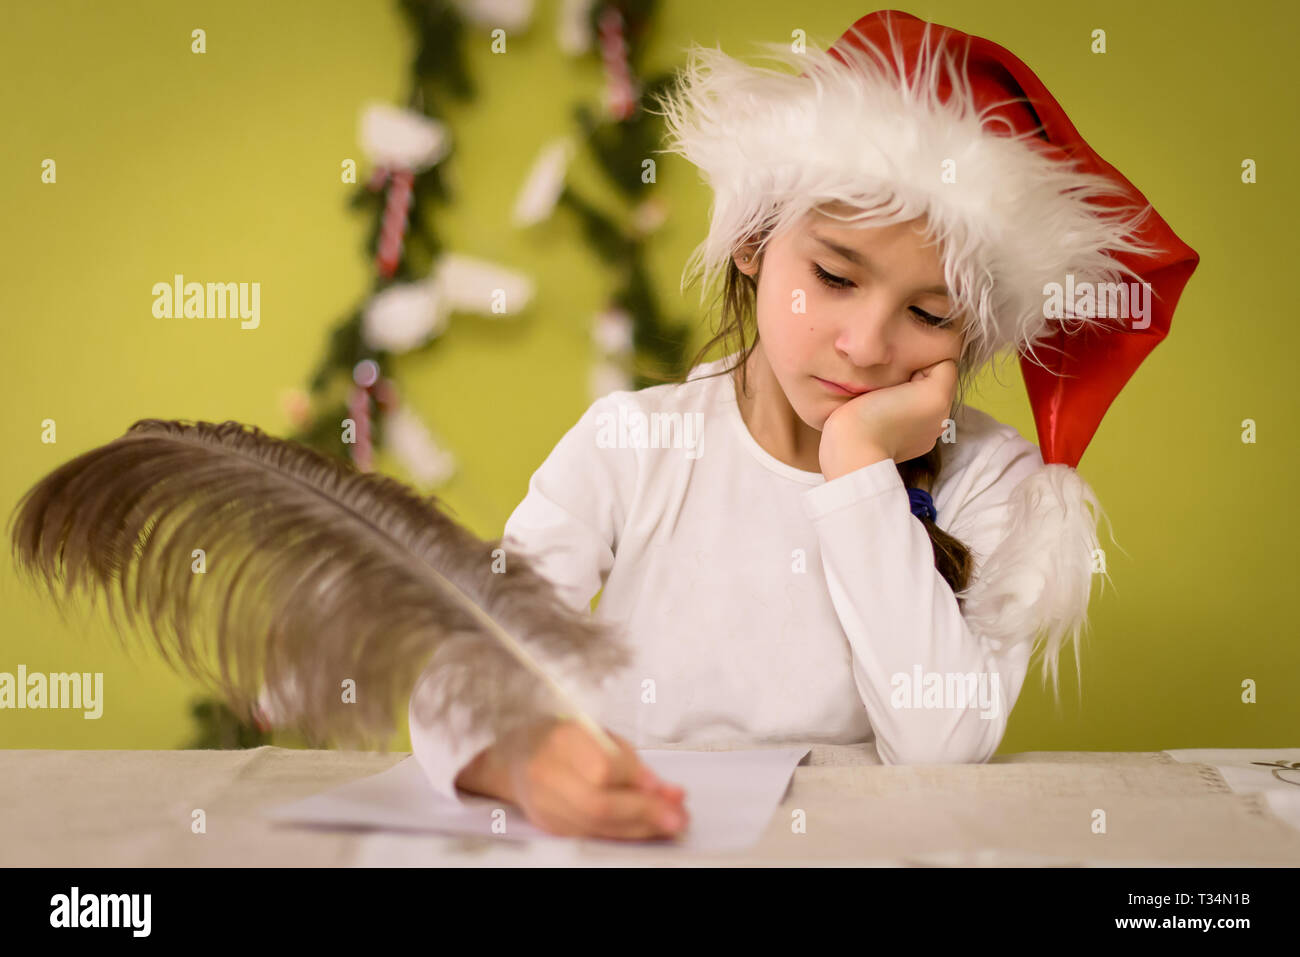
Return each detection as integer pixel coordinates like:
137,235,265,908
737,209,964,430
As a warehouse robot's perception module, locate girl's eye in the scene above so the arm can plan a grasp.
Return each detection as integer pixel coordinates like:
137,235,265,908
812,263,853,290
813,263,952,328
909,307,952,328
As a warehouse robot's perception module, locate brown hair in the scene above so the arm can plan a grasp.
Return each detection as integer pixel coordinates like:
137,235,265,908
654,245,977,597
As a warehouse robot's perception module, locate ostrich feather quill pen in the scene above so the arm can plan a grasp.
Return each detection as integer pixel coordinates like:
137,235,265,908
7,418,631,763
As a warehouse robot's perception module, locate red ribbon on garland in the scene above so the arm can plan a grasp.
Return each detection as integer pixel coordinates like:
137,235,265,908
598,7,638,121
367,165,416,278
347,361,400,472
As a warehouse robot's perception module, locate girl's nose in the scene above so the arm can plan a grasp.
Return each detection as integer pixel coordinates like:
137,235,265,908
832,300,895,368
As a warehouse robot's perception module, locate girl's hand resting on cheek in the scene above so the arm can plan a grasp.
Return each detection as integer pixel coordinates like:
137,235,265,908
818,358,959,481
506,719,689,840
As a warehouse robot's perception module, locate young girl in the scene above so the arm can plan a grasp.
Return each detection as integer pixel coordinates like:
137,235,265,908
409,10,1198,840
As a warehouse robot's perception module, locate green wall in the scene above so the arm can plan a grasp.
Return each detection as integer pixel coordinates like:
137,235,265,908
2,0,1295,752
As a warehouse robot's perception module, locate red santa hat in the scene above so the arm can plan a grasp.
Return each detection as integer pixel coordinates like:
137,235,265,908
651,10,1200,693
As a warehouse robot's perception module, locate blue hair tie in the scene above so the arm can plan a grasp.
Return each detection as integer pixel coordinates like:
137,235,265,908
907,487,936,523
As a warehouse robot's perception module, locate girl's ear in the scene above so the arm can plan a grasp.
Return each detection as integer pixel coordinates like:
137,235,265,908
733,243,760,277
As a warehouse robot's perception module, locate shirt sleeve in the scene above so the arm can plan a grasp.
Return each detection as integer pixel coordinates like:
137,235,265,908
800,430,1046,765
407,392,639,805
497,392,640,614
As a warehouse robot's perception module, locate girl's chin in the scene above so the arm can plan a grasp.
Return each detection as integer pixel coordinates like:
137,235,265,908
802,391,848,429
793,404,831,433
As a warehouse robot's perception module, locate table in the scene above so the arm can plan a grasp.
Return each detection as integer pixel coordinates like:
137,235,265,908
3,745,1298,866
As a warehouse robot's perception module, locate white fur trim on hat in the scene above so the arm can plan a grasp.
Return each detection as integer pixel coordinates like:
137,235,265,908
954,464,1119,699
647,33,1162,375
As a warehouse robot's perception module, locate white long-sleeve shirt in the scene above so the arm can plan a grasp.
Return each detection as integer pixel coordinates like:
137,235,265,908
409,355,1046,804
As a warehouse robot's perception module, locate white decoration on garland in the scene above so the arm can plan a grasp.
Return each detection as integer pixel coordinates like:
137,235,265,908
362,280,446,352
589,359,633,400
630,196,668,237
360,103,450,172
591,307,634,355
361,253,534,352
385,405,458,488
513,136,577,227
557,0,598,56
589,308,634,399
436,253,535,316
453,0,535,31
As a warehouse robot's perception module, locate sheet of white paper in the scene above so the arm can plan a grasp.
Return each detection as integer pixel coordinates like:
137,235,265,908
264,747,809,854
1162,748,1300,833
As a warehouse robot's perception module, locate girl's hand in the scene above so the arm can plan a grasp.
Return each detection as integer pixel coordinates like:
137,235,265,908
818,359,958,480
505,719,690,840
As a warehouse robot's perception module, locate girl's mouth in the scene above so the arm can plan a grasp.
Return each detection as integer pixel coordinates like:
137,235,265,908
814,376,875,397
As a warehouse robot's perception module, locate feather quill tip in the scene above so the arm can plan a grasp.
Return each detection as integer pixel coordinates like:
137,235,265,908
6,417,634,752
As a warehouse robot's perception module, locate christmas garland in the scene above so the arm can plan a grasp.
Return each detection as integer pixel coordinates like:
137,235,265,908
192,0,693,746
515,0,693,399
282,0,524,485
283,0,691,484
